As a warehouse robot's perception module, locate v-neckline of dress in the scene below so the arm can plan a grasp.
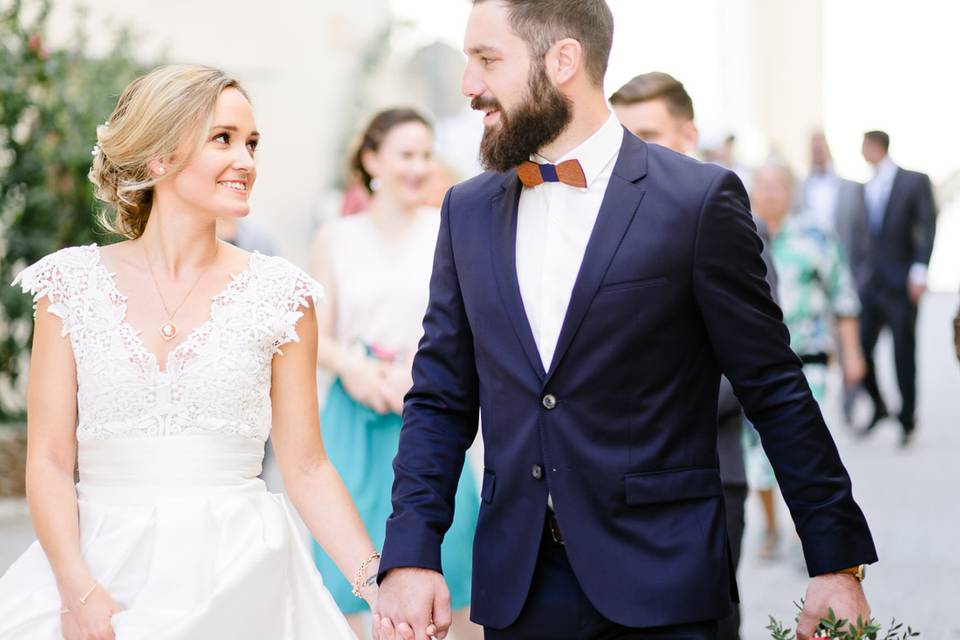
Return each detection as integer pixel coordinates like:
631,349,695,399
92,244,259,375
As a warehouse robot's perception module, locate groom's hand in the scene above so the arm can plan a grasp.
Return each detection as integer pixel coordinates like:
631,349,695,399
378,567,452,640
797,573,870,640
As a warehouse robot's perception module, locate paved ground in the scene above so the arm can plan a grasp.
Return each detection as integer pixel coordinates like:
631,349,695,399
738,291,960,639
2,292,957,638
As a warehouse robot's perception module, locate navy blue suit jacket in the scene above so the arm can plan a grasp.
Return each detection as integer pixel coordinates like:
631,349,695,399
380,132,877,629
865,167,937,295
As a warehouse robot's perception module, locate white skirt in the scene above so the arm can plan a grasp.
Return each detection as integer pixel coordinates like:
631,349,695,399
0,435,355,639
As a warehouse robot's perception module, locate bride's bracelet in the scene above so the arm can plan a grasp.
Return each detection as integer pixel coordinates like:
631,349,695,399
59,582,99,614
351,552,381,598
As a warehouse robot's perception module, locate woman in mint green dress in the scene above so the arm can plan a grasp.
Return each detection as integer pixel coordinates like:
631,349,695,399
309,109,480,639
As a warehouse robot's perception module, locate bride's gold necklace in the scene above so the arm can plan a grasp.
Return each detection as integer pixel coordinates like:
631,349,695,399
141,243,218,341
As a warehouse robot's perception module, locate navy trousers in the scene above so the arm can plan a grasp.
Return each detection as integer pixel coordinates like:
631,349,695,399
483,517,719,640
860,290,918,431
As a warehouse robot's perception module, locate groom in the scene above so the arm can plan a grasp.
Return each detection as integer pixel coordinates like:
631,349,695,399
377,1,877,639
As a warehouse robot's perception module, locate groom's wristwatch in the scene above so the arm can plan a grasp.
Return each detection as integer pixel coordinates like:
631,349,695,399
835,564,866,582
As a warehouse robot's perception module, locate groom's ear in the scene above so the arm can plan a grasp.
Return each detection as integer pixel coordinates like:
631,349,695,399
546,37,583,86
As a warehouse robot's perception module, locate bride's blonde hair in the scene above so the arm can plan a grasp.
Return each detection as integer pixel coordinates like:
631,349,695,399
89,64,249,239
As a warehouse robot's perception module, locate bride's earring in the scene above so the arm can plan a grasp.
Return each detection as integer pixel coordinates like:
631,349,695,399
370,177,381,192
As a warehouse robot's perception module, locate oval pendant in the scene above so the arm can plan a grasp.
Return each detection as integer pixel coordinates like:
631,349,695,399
159,321,178,341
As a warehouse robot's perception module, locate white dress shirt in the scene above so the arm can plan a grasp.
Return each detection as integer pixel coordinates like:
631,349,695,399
864,155,898,233
516,112,624,371
804,167,840,231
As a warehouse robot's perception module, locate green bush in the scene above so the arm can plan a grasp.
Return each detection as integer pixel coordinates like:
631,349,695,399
0,0,147,421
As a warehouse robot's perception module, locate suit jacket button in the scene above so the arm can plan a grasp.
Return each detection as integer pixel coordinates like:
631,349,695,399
531,464,543,480
542,394,557,410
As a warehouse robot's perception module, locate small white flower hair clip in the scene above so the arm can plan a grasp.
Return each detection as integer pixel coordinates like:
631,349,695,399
92,120,110,156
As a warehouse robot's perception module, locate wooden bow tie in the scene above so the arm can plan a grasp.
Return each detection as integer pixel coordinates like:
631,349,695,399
517,159,587,188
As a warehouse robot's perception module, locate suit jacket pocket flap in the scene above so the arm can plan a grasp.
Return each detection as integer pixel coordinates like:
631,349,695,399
481,469,496,504
597,276,668,294
624,466,722,505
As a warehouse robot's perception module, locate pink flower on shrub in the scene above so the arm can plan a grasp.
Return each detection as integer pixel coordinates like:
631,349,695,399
26,33,48,59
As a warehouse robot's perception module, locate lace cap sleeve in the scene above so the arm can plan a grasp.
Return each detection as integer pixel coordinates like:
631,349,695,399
11,245,96,336
264,256,325,353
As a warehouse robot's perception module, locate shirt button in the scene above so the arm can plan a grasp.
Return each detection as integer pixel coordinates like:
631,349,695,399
542,394,557,410
531,464,544,480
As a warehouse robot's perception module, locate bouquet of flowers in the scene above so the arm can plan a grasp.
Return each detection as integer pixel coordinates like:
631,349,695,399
767,606,919,640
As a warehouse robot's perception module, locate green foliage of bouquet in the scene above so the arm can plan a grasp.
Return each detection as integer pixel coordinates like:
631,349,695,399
0,0,147,420
768,605,919,640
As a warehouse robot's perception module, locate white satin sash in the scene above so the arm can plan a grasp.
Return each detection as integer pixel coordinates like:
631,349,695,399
77,435,266,504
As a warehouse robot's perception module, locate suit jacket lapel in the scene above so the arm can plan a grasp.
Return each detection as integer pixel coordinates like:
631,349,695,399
880,168,906,234
490,172,547,380
545,131,648,383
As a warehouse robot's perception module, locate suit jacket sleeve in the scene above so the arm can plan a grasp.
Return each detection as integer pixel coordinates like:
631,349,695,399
912,173,937,266
692,170,877,576
379,188,480,579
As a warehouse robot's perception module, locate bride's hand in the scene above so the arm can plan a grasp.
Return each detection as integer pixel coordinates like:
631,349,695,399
362,583,379,613
339,355,393,415
60,584,122,640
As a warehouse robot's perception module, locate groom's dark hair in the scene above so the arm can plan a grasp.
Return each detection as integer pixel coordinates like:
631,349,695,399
472,0,614,86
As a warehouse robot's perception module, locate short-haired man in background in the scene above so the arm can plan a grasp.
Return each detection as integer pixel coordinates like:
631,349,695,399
611,71,777,640
859,130,937,445
609,71,697,153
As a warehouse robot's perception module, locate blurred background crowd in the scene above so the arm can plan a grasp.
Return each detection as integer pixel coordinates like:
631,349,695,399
1,1,958,638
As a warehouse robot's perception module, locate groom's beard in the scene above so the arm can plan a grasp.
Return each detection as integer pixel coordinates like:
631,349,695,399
474,65,573,173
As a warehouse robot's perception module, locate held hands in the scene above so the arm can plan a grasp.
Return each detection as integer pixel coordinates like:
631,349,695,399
376,568,452,640
60,583,122,640
796,574,870,640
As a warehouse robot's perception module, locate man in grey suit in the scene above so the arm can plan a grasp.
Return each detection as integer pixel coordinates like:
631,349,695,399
797,131,870,290
797,132,870,424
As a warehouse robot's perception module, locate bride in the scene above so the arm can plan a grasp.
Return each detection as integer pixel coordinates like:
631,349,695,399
0,64,378,639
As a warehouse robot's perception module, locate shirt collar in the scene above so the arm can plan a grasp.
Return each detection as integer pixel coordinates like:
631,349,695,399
810,163,835,179
874,155,898,181
532,112,623,188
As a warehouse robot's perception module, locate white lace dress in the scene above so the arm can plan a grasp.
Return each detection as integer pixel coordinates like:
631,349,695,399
0,245,355,639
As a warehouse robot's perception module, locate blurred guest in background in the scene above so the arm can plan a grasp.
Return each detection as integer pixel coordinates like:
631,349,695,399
216,216,277,254
797,131,869,423
701,131,753,191
797,131,869,287
747,162,865,562
752,163,864,409
955,292,960,363
609,71,697,154
611,71,778,640
308,108,480,639
859,130,938,446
